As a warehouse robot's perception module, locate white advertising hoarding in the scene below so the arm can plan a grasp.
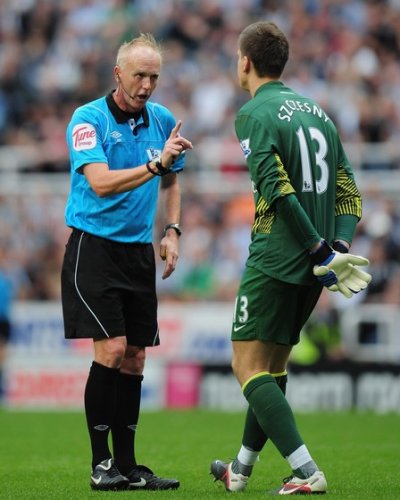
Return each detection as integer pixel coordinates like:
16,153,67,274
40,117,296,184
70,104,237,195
4,301,234,408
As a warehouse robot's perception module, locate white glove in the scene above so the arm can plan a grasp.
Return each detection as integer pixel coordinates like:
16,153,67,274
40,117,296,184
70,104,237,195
311,241,372,298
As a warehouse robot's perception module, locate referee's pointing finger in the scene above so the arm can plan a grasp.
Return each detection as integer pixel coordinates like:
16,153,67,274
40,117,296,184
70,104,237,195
169,120,182,138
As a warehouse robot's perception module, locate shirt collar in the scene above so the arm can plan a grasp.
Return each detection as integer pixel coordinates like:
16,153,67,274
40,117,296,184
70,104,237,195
254,80,284,97
106,92,149,127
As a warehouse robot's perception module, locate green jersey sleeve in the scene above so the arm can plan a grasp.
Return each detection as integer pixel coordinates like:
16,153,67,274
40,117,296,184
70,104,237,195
236,113,295,207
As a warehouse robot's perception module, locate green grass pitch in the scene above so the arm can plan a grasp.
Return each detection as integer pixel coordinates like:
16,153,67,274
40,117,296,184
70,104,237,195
0,409,398,499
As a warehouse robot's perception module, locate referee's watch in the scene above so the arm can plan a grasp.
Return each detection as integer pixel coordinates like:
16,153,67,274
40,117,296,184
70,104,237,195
164,223,182,237
153,156,163,170
146,156,172,176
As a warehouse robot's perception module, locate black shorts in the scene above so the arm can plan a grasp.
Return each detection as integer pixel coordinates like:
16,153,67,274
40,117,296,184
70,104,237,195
61,229,159,346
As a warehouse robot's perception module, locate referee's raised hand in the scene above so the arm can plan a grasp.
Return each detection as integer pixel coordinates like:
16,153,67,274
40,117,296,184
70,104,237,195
160,120,193,168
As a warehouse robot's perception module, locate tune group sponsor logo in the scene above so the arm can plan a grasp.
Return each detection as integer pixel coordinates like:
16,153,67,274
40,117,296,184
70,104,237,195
72,123,96,151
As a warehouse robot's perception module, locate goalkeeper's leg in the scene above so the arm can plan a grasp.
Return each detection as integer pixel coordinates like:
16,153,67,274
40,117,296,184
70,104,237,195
233,373,288,476
240,368,327,494
242,371,318,477
210,372,288,491
234,340,322,480
212,269,325,492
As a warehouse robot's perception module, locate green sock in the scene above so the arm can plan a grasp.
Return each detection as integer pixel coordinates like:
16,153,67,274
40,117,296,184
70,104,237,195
241,373,288,452
242,406,267,452
243,374,303,458
275,374,288,395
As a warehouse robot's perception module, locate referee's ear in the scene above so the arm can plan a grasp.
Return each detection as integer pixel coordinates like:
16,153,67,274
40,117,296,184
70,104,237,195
114,65,121,83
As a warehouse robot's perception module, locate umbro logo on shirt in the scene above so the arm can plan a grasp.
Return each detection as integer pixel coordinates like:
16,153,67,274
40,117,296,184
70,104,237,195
110,130,123,140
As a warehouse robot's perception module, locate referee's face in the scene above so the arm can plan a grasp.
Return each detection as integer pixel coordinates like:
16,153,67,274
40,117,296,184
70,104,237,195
116,46,161,113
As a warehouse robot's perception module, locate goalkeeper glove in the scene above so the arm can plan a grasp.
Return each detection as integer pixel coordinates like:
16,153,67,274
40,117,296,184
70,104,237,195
332,240,349,253
310,240,372,298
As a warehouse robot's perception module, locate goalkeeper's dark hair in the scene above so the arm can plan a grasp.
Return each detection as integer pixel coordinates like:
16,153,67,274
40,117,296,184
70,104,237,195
239,21,289,78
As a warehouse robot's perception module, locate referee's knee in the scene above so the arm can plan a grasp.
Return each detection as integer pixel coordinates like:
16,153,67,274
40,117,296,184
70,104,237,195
94,336,127,368
121,345,146,375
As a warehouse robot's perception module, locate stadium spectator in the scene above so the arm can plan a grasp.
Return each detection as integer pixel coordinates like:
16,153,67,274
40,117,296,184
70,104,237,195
0,245,13,401
0,242,30,400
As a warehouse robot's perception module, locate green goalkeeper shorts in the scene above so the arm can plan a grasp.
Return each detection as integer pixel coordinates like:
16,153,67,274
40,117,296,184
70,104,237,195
231,265,322,345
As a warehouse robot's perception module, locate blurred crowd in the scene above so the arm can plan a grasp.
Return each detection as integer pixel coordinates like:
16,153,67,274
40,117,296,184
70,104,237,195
1,0,400,158
1,0,400,358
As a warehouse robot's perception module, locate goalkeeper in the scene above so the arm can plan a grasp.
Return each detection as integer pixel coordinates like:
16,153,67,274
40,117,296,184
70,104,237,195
211,21,371,496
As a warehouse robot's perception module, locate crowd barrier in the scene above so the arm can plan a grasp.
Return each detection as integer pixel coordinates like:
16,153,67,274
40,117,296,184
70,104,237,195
3,301,399,413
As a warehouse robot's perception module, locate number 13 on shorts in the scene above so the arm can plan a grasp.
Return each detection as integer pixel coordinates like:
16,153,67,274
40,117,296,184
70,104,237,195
232,295,249,338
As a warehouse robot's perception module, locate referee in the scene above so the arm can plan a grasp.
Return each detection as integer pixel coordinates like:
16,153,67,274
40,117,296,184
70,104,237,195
61,33,192,491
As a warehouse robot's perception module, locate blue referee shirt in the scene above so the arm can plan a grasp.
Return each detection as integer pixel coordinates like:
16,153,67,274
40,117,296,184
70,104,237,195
65,93,185,243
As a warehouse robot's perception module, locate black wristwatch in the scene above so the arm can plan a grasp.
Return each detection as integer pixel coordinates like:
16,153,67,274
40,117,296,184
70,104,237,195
146,157,172,176
154,157,164,170
164,223,182,237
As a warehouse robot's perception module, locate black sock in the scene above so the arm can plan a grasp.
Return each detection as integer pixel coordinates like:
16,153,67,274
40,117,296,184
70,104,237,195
84,361,120,470
112,372,143,475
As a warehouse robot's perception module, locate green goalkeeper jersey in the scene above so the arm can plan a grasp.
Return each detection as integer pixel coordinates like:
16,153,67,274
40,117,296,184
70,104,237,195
235,81,362,285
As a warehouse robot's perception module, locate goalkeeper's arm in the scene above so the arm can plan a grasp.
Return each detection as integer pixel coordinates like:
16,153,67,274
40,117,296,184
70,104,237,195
275,194,371,297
